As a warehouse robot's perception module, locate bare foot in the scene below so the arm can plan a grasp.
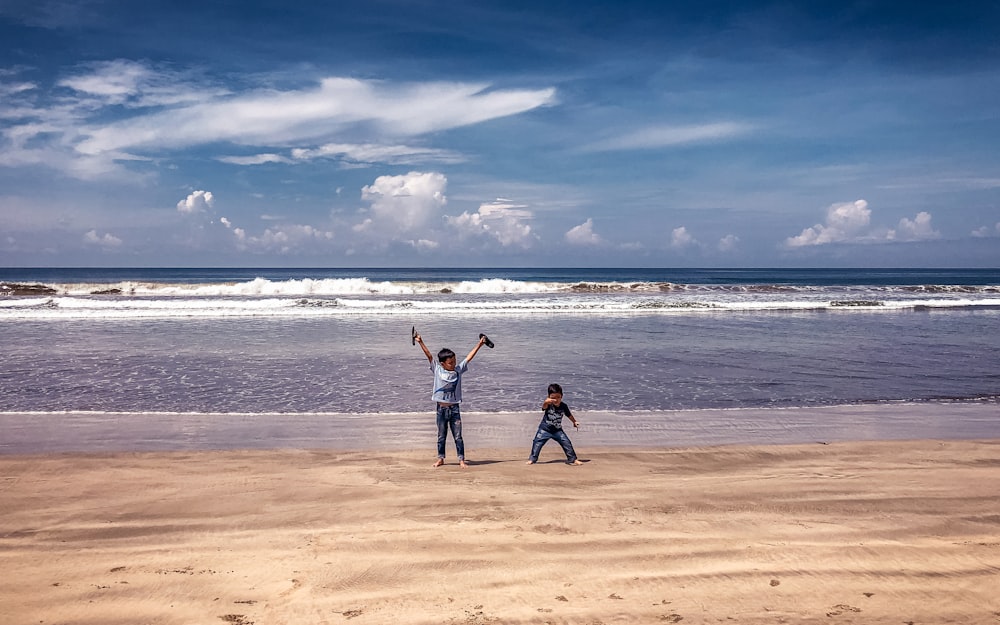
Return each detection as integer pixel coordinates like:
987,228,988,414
569,459,583,466
525,460,535,465
459,460,469,468
433,458,444,467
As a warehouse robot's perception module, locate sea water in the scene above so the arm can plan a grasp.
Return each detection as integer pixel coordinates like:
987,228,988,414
1,268,998,451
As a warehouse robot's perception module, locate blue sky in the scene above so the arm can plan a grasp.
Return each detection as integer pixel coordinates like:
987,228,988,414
2,0,999,268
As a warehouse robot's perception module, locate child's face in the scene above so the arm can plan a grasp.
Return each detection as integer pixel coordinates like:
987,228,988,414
440,356,457,371
548,392,562,403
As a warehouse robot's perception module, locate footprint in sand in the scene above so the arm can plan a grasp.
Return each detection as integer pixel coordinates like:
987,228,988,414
826,604,862,617
278,578,303,598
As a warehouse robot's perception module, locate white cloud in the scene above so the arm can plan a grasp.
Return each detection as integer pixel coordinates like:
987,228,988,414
718,234,740,252
887,211,939,242
670,226,697,249
177,190,214,214
233,224,334,254
971,222,1000,238
1,63,555,179
785,199,872,247
357,171,448,238
73,74,555,158
786,200,944,247
290,142,464,165
446,199,536,248
0,80,36,98
413,239,439,251
217,153,291,165
83,229,122,247
58,59,225,108
585,122,753,152
58,60,154,105
565,218,601,245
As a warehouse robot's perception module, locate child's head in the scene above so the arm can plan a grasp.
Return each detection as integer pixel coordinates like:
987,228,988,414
438,348,457,370
547,383,563,400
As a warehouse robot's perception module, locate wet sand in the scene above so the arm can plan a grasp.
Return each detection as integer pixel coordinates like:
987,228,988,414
3,402,999,454
2,436,999,624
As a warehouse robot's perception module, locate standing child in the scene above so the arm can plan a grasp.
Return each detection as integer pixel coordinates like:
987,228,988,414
415,331,489,468
527,383,583,466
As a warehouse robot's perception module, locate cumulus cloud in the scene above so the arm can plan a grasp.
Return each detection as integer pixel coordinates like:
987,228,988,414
887,211,939,242
971,222,1000,237
177,190,214,214
718,234,739,252
83,229,122,247
670,226,697,249
786,200,943,247
785,200,872,247
446,198,536,248
565,218,602,245
355,171,448,239
232,224,334,254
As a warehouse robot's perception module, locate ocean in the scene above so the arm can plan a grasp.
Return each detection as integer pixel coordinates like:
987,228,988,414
2,267,999,453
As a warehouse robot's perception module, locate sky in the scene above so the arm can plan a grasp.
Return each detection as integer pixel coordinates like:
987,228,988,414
1,0,999,268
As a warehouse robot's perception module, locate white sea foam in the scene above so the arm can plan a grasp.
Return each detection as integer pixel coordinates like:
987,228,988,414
4,276,1000,320
2,291,999,320
36,277,568,297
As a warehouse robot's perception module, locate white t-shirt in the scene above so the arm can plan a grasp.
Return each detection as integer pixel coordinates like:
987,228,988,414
430,359,469,403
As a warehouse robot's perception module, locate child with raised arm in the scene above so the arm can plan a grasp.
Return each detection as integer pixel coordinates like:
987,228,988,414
414,331,489,468
526,383,583,466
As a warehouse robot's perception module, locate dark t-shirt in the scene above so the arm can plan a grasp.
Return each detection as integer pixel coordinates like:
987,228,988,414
540,401,573,430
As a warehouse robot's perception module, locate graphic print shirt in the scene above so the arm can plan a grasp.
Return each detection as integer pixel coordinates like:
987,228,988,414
540,402,573,430
430,359,469,403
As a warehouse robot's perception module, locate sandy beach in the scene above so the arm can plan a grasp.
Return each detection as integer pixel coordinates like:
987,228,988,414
2,437,999,624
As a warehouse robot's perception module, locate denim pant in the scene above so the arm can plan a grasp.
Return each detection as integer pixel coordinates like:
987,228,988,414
436,403,465,460
528,426,578,463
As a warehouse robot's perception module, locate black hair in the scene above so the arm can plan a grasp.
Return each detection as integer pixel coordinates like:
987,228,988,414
438,348,456,362
547,383,563,395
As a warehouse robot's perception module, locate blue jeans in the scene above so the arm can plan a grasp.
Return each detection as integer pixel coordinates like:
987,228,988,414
436,403,465,460
528,426,577,463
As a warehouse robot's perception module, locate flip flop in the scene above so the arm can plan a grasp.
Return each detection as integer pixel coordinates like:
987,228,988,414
479,333,494,348
412,326,417,346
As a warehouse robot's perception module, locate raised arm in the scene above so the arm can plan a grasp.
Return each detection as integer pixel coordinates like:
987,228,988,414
464,334,488,363
414,332,434,364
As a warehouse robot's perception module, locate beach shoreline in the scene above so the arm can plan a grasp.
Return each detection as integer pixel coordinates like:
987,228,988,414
2,401,998,455
2,435,999,624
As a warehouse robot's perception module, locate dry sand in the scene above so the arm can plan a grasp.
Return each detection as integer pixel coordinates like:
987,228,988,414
2,439,999,624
